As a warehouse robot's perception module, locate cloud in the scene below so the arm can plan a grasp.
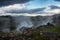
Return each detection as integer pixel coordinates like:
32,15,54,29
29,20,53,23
49,5,60,9
44,5,60,14
6,5,60,14
0,4,26,13
45,9,60,13
0,5,45,13
6,8,45,13
0,0,31,7
29,8,45,13
0,4,60,16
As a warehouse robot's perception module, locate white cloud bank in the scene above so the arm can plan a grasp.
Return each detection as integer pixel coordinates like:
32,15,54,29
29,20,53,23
0,4,26,13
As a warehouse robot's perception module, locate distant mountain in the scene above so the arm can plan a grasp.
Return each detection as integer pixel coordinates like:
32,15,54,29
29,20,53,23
30,15,53,28
52,14,60,26
30,14,60,28
12,14,60,29
0,14,60,32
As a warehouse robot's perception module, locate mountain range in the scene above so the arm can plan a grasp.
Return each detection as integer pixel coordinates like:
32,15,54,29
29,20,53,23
0,14,60,32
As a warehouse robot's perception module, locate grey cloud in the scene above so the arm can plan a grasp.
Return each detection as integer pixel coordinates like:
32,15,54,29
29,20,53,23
0,0,31,7
7,8,45,13
49,5,60,9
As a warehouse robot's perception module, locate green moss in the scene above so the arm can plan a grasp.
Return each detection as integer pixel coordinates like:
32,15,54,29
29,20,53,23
43,26,60,32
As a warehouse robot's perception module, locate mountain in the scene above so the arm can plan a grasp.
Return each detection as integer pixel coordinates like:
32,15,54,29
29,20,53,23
0,14,60,32
30,15,53,28
52,14,60,26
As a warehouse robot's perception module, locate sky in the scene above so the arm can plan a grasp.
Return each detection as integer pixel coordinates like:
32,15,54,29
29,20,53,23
0,0,60,16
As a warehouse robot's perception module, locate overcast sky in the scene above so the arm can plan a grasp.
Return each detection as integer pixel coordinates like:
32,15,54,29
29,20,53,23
0,0,60,16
